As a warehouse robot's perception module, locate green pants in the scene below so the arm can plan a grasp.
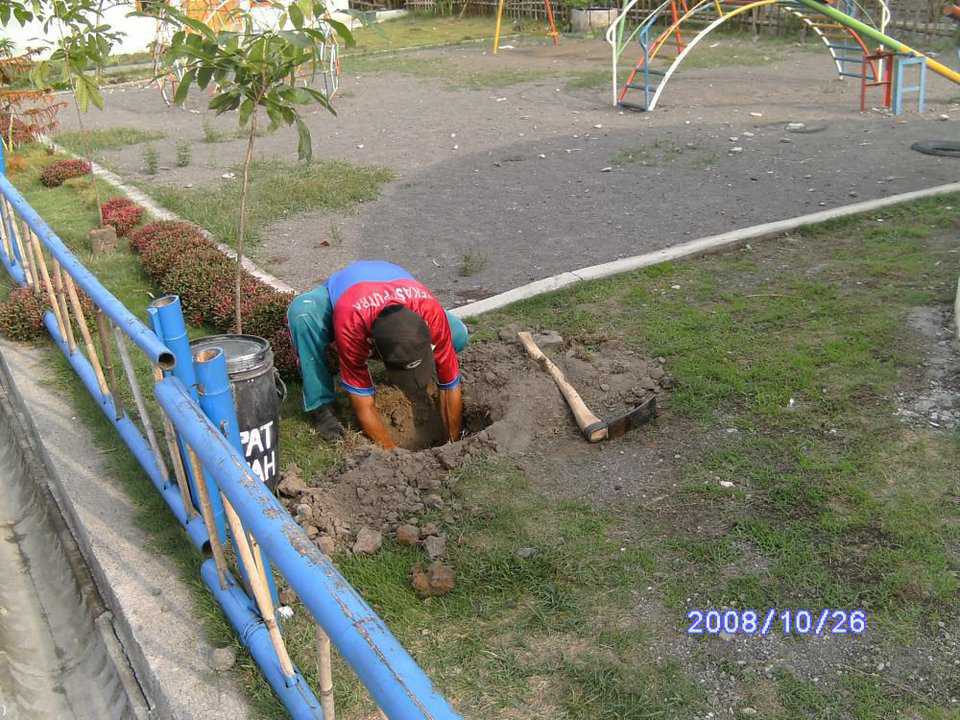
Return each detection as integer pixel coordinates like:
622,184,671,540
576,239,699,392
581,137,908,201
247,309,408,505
287,285,470,411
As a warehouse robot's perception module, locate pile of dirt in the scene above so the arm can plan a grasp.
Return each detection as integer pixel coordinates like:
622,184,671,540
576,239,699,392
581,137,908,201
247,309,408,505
278,332,673,554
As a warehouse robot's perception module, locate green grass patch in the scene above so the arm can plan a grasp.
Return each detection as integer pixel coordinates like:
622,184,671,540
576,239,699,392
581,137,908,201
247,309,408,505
342,51,552,89
347,15,507,54
146,158,394,250
54,127,166,155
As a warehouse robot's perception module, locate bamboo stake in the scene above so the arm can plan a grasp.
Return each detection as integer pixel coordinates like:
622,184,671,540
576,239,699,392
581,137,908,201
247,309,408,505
52,260,76,352
24,228,40,296
29,230,67,340
186,447,230,589
113,328,170,484
8,213,32,287
316,627,336,720
96,310,123,421
153,366,198,521
221,495,295,678
63,273,110,395
0,198,14,262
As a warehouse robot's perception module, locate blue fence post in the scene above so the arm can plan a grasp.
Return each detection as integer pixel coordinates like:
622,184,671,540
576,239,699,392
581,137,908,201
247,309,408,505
149,295,227,542
193,346,279,607
0,139,6,174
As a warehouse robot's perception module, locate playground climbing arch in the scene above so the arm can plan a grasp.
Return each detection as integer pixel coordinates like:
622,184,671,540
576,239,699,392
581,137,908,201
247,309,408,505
606,0,958,112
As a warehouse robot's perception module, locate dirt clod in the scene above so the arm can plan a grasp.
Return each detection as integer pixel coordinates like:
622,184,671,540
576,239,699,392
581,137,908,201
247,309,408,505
420,522,440,538
396,524,420,545
315,535,335,556
210,646,237,672
353,527,383,555
423,534,447,560
277,463,306,498
411,561,456,598
279,588,297,605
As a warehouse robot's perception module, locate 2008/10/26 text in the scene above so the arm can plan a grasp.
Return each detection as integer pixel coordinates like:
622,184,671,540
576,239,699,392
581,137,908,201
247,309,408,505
687,609,867,636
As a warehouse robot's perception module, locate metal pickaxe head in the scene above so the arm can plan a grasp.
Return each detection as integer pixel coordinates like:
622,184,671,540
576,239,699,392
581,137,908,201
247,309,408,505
604,395,657,440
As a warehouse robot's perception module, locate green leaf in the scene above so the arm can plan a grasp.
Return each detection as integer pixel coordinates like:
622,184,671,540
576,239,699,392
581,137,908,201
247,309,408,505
174,67,195,105
325,18,354,46
74,77,89,112
197,65,215,89
238,97,255,126
0,5,11,24
295,117,312,162
288,2,304,29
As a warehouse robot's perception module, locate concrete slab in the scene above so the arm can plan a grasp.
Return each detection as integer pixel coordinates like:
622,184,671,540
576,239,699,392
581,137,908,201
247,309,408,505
0,339,253,720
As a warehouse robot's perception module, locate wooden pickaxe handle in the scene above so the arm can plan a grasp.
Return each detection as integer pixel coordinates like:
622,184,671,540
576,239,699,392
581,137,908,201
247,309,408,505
517,331,608,443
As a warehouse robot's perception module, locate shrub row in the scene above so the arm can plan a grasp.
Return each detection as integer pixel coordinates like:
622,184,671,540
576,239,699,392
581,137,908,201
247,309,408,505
128,221,296,373
40,158,91,187
101,197,144,237
0,287,45,340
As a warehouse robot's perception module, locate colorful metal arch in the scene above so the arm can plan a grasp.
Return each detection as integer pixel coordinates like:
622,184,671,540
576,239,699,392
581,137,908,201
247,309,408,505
608,0,885,111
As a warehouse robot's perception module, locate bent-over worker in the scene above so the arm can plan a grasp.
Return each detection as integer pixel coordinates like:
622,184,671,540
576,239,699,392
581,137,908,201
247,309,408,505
287,260,469,448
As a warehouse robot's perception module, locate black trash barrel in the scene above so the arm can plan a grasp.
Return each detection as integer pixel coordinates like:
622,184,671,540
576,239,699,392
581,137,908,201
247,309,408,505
190,334,284,492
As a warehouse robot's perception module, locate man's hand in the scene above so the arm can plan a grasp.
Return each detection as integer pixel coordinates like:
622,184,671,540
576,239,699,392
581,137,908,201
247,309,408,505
439,385,463,443
349,394,397,449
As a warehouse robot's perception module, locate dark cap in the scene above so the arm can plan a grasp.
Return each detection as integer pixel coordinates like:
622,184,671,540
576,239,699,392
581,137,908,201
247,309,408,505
371,306,435,387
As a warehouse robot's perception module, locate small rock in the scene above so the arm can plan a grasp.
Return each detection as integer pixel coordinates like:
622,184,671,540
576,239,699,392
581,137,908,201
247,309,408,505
786,122,806,132
353,527,383,555
729,146,743,154
533,330,563,347
741,709,758,718
89,226,118,253
719,480,735,488
742,131,754,137
599,382,611,392
423,534,447,560
305,524,320,539
279,588,297,605
497,323,521,343
421,522,440,538
424,493,444,510
294,503,313,522
316,535,336,555
396,524,420,546
515,547,539,559
749,112,763,118
210,646,237,671
939,114,950,121
719,631,735,641
221,172,236,180
601,166,613,172
780,137,793,144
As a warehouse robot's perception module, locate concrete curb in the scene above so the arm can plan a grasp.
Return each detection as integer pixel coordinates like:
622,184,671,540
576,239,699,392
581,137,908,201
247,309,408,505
451,182,960,319
955,276,960,340
44,138,296,294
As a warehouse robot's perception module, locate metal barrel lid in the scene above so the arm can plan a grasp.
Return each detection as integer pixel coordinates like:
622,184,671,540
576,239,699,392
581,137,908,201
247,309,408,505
190,334,273,376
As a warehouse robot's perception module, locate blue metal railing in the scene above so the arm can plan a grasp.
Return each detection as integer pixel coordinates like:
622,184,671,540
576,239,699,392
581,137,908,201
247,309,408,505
0,144,460,720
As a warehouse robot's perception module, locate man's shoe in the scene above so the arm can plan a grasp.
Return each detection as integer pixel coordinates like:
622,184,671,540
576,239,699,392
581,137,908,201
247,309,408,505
312,405,344,441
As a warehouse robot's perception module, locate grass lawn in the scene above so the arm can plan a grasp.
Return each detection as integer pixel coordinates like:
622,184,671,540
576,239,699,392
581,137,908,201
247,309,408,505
54,127,167,156
5,143,959,719
347,14,508,54
146,158,393,251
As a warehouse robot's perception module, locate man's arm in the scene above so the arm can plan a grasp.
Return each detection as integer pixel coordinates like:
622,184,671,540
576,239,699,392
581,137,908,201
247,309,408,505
349,394,396,449
439,385,463,443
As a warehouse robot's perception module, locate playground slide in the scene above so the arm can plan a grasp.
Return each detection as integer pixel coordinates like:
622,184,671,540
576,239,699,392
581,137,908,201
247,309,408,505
795,0,960,84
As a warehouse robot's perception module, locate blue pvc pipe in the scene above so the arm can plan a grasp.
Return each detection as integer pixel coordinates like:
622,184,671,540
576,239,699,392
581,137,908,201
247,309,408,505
41,311,209,552
155,376,461,720
0,175,174,368
193,346,279,606
201,560,323,719
150,295,226,542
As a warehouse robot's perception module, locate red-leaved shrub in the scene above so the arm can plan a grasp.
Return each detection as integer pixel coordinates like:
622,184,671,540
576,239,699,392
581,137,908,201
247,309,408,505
101,197,144,237
39,158,91,187
0,288,46,341
127,221,298,373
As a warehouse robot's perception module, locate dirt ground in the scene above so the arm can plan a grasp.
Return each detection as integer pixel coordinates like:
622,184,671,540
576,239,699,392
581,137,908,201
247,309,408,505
276,332,672,548
66,35,959,306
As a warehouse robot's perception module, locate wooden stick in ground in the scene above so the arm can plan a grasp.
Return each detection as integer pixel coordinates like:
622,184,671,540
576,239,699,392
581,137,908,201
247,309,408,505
221,495,295,678
96,310,123,421
8,213,32,287
0,198,14,262
316,627,336,720
51,259,77,352
24,228,40,296
186,447,229,589
29,230,67,339
63,273,110,395
113,328,170,485
153,367,198,522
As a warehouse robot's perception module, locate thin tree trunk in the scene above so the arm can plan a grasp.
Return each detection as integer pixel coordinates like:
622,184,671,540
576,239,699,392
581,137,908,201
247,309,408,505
235,109,258,335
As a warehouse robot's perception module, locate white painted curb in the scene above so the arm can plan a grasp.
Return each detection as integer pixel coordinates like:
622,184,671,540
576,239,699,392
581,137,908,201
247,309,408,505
451,182,960,319
43,138,296,294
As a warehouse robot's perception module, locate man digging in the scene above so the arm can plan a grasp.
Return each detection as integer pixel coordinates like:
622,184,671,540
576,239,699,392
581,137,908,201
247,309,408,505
287,260,469,448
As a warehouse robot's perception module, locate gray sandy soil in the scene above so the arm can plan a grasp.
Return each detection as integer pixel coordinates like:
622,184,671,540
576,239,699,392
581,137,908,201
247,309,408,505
65,36,959,304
